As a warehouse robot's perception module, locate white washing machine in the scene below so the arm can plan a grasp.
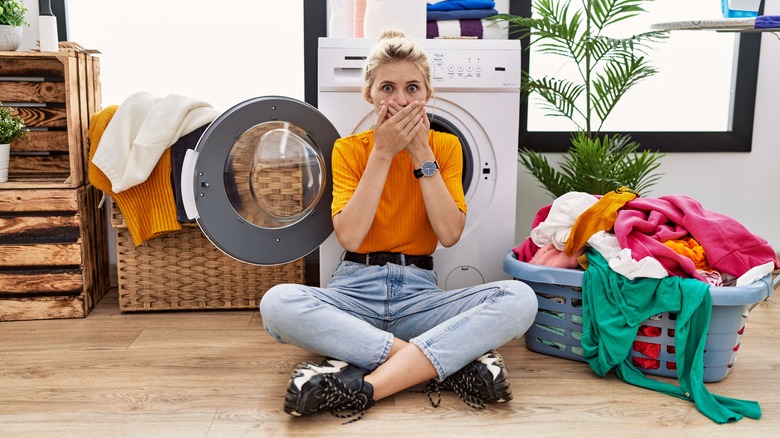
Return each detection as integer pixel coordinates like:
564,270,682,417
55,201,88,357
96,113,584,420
317,38,522,289
180,38,521,291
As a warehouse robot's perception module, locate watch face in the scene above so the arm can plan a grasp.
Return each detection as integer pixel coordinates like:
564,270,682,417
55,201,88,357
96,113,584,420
421,160,438,177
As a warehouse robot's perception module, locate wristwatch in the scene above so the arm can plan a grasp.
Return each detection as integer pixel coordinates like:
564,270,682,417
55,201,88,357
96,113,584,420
414,160,439,178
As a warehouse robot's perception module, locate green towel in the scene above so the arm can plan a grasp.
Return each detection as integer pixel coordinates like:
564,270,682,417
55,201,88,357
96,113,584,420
581,249,761,424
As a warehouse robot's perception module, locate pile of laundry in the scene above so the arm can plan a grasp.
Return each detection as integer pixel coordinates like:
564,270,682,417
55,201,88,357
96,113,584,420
513,188,779,424
427,0,507,39
88,92,220,246
514,188,778,286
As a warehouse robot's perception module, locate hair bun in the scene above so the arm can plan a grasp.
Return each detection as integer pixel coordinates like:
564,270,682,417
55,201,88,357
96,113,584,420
378,29,406,40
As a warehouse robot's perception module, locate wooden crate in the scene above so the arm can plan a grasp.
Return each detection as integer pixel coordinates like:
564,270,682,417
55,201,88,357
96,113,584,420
110,202,305,312
0,45,100,189
0,184,110,321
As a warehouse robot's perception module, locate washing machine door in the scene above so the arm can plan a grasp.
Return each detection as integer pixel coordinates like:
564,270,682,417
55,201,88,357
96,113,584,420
181,96,337,265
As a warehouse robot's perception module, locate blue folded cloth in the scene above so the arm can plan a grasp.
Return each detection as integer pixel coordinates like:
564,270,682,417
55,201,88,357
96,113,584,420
755,15,780,29
427,1,495,12
428,8,498,21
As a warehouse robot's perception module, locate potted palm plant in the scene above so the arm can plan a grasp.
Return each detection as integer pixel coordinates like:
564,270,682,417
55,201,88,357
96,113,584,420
0,0,28,51
496,0,668,197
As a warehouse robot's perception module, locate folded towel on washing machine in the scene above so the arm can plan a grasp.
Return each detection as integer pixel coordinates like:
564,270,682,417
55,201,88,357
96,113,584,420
427,8,497,21
427,1,495,11
427,18,508,39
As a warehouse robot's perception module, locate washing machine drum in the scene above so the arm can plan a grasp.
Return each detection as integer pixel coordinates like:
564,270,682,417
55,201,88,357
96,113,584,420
181,96,338,265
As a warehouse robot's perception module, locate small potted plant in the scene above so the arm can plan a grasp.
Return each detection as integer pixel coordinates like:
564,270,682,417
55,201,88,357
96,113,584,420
0,102,28,182
0,102,29,144
0,0,29,51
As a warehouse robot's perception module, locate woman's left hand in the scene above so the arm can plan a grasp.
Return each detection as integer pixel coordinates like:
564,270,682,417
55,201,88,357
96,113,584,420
385,100,433,164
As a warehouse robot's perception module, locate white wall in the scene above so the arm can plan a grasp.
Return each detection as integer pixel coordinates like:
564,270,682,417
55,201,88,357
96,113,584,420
19,1,779,255
65,1,306,110
20,1,305,109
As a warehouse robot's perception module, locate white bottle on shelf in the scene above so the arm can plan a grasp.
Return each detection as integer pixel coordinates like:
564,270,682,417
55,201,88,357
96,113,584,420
363,0,426,39
328,0,355,38
38,0,59,52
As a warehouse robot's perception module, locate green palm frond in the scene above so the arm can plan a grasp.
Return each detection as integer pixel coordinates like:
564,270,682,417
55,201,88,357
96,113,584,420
491,14,540,40
590,55,658,129
517,148,573,198
613,148,666,194
590,0,651,30
519,133,665,197
584,31,668,63
494,12,584,60
560,133,622,195
525,77,586,127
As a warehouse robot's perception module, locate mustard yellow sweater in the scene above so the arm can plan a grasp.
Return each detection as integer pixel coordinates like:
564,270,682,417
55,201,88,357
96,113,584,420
89,106,181,245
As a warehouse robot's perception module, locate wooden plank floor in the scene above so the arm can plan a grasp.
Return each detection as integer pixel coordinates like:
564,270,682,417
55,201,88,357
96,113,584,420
1,286,778,437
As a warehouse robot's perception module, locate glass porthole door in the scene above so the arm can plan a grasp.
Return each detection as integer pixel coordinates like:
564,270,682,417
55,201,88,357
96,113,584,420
181,96,338,265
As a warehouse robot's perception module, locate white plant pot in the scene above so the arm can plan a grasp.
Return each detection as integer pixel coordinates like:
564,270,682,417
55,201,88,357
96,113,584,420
0,143,10,183
0,25,23,51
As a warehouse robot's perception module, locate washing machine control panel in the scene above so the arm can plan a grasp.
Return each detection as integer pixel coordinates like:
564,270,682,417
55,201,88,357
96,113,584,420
318,38,522,93
427,48,522,91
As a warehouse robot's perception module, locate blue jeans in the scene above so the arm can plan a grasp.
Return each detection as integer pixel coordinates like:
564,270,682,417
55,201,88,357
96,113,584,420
260,260,538,380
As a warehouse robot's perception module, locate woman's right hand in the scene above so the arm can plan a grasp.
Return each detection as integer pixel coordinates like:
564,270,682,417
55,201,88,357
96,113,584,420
372,100,424,158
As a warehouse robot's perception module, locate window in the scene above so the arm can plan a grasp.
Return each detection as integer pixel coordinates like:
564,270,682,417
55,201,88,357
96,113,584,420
509,0,762,152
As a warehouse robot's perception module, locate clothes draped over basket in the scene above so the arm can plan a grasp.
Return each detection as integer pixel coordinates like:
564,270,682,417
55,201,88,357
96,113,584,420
91,92,220,194
514,189,779,423
88,92,219,246
582,249,762,424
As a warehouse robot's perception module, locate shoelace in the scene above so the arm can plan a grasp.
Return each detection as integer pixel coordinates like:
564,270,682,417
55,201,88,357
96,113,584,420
421,373,486,410
319,374,372,424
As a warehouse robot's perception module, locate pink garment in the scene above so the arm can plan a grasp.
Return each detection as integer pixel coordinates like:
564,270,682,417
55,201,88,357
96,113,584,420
529,243,582,269
513,204,552,262
614,195,779,280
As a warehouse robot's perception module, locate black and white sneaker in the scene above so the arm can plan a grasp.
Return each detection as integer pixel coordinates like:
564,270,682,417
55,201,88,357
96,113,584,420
424,350,512,409
284,358,375,422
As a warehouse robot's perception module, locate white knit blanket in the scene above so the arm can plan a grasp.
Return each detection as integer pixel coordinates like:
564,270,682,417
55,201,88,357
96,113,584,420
91,92,220,193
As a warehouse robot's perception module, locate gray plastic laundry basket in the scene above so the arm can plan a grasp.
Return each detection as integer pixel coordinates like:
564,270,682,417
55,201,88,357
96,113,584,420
503,251,773,382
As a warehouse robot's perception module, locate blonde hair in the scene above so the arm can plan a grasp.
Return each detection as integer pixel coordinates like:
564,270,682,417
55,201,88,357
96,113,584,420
362,29,433,98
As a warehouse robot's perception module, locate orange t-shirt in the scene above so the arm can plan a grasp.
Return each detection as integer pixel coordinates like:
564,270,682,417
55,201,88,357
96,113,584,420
331,129,467,255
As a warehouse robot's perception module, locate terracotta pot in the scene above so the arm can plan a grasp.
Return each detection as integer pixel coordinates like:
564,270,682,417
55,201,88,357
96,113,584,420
0,25,23,51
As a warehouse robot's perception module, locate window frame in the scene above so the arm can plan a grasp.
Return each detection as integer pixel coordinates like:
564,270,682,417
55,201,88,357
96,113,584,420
508,0,763,153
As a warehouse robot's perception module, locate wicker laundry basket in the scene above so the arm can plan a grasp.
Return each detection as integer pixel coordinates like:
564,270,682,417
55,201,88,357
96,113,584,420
109,127,314,312
111,202,305,313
